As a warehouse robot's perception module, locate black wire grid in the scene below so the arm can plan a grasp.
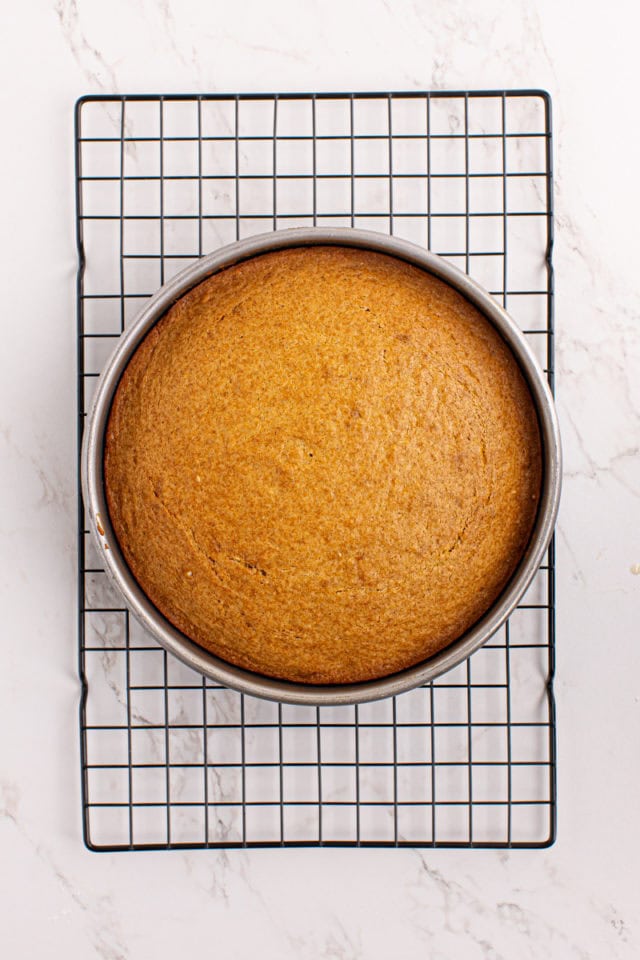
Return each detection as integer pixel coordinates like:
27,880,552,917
76,91,556,850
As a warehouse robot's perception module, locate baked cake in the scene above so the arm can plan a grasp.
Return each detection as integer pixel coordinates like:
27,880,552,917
104,246,541,684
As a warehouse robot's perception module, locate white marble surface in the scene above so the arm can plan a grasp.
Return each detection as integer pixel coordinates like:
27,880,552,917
1,0,639,956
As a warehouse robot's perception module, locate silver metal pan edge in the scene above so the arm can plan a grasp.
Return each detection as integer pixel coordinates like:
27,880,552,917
81,227,561,706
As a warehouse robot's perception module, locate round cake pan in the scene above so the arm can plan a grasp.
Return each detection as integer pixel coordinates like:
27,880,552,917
82,227,561,706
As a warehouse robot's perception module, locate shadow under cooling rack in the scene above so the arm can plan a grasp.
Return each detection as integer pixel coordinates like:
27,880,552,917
76,90,556,850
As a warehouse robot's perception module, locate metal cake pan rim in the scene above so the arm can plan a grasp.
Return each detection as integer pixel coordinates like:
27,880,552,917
81,226,561,706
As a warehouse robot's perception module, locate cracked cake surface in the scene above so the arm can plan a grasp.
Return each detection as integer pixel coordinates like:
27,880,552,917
104,245,541,684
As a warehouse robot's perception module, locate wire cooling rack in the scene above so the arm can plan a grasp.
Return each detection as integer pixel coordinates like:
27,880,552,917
76,90,556,850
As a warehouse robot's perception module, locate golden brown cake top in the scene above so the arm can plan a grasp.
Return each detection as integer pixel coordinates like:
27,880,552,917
104,245,541,684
